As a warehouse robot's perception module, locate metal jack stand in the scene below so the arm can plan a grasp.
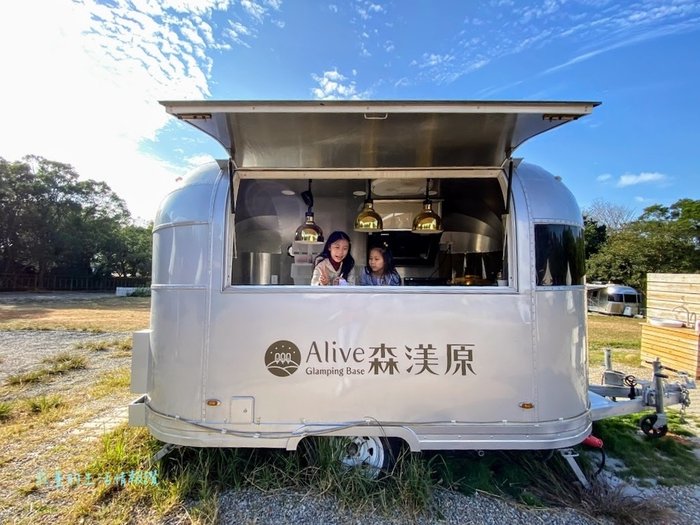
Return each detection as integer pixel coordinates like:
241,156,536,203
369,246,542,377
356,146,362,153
151,443,182,463
559,448,590,489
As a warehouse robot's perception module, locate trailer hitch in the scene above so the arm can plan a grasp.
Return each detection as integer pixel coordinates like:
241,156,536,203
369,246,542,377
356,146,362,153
638,358,691,438
590,351,695,429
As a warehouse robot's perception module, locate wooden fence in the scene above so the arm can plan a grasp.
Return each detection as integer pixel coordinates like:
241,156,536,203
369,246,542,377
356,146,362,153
641,273,700,379
0,273,151,292
645,273,700,323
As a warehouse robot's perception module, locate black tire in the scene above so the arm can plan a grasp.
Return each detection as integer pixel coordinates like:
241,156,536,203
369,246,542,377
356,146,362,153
640,414,668,438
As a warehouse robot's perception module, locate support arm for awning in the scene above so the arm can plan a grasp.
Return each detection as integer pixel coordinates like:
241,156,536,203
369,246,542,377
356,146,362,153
228,158,235,214
505,159,513,215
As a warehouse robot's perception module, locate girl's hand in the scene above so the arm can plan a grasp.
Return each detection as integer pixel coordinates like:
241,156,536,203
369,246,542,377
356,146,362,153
320,267,329,285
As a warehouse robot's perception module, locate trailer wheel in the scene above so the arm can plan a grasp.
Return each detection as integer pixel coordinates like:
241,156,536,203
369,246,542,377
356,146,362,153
640,414,668,438
338,436,395,478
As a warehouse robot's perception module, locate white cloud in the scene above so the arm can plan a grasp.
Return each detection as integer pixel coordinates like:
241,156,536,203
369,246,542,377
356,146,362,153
616,172,668,187
518,0,561,23
596,174,612,182
179,18,207,48
186,153,217,167
409,0,700,87
347,1,389,59
417,53,455,68
412,51,486,85
356,1,384,20
226,20,254,47
310,69,369,100
0,0,283,221
328,4,338,13
241,0,266,22
536,2,700,76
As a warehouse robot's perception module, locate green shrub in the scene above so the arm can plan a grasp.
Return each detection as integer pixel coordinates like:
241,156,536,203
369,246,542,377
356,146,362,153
127,287,151,297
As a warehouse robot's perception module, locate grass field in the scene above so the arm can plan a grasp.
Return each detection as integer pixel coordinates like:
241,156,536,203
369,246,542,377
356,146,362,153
587,313,644,367
0,296,151,332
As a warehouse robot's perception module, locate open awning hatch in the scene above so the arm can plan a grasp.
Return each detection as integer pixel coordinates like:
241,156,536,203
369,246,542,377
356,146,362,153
161,100,599,170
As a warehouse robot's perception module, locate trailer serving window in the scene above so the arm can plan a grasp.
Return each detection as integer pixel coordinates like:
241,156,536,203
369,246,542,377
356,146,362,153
228,175,509,287
534,224,585,286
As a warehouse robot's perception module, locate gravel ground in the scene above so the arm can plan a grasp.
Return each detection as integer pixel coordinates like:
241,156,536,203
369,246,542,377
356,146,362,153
0,329,134,523
220,490,611,525
0,330,129,388
216,488,614,525
214,484,700,525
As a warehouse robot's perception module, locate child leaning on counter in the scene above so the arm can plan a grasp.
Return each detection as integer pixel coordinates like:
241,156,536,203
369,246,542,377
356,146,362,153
311,231,355,286
359,244,401,286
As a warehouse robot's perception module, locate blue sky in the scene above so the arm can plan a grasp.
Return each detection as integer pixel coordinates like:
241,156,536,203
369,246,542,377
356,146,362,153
1,0,699,222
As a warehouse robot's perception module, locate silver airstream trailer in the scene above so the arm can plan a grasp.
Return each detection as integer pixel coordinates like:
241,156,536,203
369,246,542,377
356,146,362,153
130,101,693,471
587,283,643,316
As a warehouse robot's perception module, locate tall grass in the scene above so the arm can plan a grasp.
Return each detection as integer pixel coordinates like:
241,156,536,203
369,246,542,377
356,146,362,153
74,338,132,353
515,451,677,524
0,401,12,421
5,353,87,386
25,395,63,413
71,431,434,523
70,427,685,525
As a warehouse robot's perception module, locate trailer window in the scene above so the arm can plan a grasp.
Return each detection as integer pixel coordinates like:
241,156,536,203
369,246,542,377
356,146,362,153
534,224,585,286
229,177,508,287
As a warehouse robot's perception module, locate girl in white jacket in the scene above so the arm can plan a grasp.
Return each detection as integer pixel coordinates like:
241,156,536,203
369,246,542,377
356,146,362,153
311,231,355,286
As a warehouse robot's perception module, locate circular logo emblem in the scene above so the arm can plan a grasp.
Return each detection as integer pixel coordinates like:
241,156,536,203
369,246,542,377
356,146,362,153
264,340,301,377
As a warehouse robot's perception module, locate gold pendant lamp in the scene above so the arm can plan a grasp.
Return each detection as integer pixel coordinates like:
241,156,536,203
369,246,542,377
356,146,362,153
294,179,324,242
412,178,443,234
354,179,383,232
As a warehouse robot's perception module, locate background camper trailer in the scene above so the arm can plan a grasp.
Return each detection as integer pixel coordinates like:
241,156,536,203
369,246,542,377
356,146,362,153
587,283,643,317
130,101,693,474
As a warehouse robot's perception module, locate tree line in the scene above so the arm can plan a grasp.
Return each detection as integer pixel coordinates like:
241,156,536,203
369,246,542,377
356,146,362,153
0,156,152,284
584,198,700,292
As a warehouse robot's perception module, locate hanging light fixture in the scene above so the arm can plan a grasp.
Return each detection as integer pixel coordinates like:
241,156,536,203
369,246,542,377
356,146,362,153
412,178,443,234
294,179,324,242
354,179,383,232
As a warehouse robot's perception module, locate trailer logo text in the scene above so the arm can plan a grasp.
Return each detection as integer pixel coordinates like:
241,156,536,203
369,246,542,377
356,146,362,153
264,340,476,378
264,340,302,377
